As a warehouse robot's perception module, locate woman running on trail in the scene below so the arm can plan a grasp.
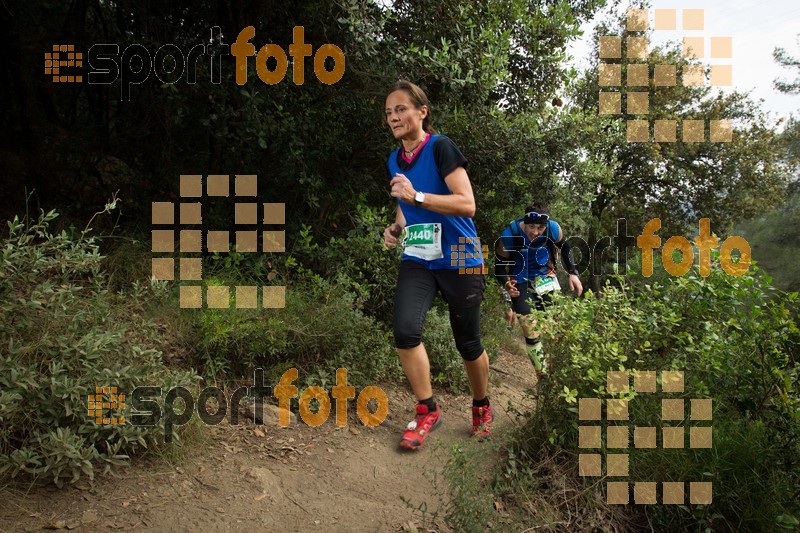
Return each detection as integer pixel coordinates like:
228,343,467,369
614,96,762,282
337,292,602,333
382,80,492,450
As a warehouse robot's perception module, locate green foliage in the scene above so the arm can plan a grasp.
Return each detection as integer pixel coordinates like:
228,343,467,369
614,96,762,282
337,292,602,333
738,187,800,292
503,259,799,530
197,272,400,388
443,443,497,532
0,210,196,487
773,34,800,94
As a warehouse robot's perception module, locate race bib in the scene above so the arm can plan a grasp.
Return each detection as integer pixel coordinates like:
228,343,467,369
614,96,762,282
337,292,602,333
402,223,443,261
533,275,560,296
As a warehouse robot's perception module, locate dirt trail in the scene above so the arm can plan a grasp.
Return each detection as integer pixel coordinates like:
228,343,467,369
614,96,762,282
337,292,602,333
0,349,537,532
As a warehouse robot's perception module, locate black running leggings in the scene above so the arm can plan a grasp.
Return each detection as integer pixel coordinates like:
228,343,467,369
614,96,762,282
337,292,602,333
393,261,486,361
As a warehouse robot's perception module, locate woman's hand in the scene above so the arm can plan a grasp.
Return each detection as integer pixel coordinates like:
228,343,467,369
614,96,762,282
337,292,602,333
383,223,404,248
389,173,415,204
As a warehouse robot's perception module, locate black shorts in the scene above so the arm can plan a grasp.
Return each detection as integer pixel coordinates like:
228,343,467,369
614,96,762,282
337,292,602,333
393,260,486,361
510,280,554,315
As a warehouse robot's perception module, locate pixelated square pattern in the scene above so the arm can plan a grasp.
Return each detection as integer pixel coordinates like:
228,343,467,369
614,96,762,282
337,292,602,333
236,231,258,253
683,120,705,142
634,370,656,392
263,286,286,309
711,65,732,86
655,120,677,143
627,64,649,87
607,454,629,477
449,237,487,274
607,399,628,420
626,37,648,60
180,286,202,308
655,9,676,30
236,286,258,308
627,93,648,115
683,37,704,59
627,9,648,31
207,175,229,196
663,482,685,505
180,203,202,225
607,482,629,505
683,9,704,31
598,8,732,145
690,482,712,504
579,398,601,420
662,399,684,420
599,64,621,86
607,426,629,449
235,175,257,196
662,371,684,392
153,175,288,310
599,92,621,115
152,230,174,253
663,427,684,448
87,386,125,425
583,369,714,506
654,65,676,86
599,37,621,59
627,120,649,143
579,454,601,477
710,120,733,142
607,371,628,393
691,399,712,420
180,230,202,252
152,258,174,281
579,426,601,448
236,203,258,225
180,175,202,197
45,45,83,82
180,258,202,281
711,37,732,58
690,427,713,448
264,203,286,225
207,286,230,308
635,426,656,448
635,482,657,504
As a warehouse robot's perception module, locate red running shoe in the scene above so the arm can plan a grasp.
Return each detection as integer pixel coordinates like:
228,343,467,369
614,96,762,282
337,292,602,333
400,404,442,450
471,405,493,440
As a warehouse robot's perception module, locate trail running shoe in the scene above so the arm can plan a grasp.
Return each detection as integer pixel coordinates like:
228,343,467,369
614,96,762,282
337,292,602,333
400,404,442,450
471,405,493,440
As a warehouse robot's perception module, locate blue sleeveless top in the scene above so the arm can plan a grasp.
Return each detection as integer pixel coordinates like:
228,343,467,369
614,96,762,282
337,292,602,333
387,134,482,270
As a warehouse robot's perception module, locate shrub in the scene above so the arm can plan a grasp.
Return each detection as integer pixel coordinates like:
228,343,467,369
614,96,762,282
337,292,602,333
501,258,799,530
0,209,196,487
196,272,402,388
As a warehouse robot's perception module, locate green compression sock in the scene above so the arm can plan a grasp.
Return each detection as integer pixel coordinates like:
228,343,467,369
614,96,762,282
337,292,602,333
525,338,544,372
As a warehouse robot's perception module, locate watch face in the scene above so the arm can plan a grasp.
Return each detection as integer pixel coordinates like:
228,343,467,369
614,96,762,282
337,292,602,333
415,192,424,204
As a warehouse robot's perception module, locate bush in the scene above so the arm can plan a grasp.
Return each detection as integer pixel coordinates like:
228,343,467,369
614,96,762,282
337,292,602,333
196,272,402,388
501,258,800,530
0,209,196,487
